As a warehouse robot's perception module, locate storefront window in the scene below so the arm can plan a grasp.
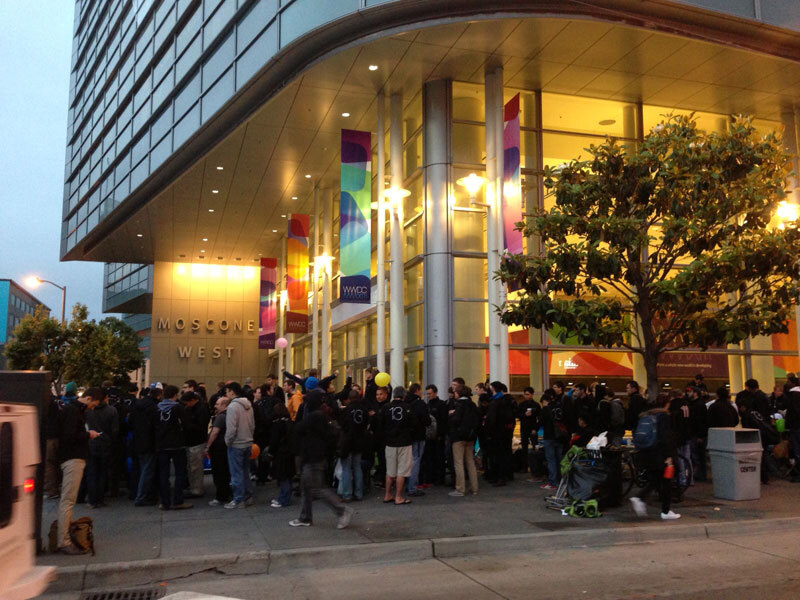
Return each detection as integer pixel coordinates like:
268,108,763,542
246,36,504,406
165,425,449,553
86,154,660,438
454,301,487,344
642,106,727,134
452,210,486,252
451,167,487,209
452,122,485,165
405,350,424,386
543,93,638,138
453,348,487,385
405,304,423,347
404,262,423,304
454,257,486,299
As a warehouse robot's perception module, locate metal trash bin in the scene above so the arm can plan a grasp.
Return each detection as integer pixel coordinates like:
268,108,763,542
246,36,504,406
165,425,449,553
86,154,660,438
707,428,762,500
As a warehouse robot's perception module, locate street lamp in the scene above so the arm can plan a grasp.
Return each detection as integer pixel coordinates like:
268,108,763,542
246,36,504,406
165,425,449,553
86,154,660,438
25,276,66,323
456,173,487,206
776,200,799,229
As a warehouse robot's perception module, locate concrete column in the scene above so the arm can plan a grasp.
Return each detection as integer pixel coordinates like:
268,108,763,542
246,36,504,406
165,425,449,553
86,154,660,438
311,187,320,371
321,188,332,376
485,70,499,382
492,67,509,385
423,79,454,396
390,93,405,387
376,93,387,373
727,345,745,394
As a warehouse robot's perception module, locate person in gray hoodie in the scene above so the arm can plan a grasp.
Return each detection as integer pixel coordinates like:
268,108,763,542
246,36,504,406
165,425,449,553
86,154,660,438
224,381,255,509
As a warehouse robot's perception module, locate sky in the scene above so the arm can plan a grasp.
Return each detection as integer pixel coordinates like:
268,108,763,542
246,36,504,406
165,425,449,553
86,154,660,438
0,1,105,319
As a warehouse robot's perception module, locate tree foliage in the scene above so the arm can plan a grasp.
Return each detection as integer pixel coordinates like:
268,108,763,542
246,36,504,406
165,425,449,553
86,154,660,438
497,114,800,399
4,303,144,390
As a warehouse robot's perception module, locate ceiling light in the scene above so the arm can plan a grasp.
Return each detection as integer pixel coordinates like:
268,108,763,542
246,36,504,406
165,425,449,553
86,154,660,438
198,255,205,259
368,65,378,71
291,196,298,200
216,166,223,170
208,209,215,212
258,253,262,256
304,174,311,179
217,256,223,260
136,233,143,237
281,214,286,218
200,249,206,253
272,229,278,233
235,257,242,261
341,112,350,118
179,254,186,258
212,189,219,194
202,237,208,242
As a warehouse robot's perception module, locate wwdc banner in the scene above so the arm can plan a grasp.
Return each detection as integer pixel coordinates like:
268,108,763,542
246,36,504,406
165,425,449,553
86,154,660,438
339,129,372,303
258,257,277,349
286,214,309,333
503,93,523,256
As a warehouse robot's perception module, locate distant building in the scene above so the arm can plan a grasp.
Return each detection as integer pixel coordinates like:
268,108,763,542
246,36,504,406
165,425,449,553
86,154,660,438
0,280,51,369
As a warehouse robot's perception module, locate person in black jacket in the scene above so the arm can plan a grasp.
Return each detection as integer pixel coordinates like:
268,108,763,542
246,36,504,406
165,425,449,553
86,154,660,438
405,383,431,497
155,385,193,511
707,387,739,428
268,402,295,507
253,384,275,485
486,382,516,486
289,389,353,528
181,390,210,497
686,386,709,482
337,389,368,501
539,390,566,489
448,385,479,497
625,381,648,431
629,398,681,520
368,385,390,486
380,386,415,504
56,386,101,554
516,387,540,473
422,385,448,485
205,395,233,506
363,367,378,406
78,388,118,508
131,388,159,506
738,379,776,485
784,375,800,483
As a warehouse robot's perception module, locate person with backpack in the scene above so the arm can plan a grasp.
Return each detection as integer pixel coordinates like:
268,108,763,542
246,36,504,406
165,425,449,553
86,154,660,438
668,389,693,490
56,385,101,554
448,384,479,497
205,396,233,506
630,394,681,520
625,381,648,432
707,386,739,428
738,379,778,485
405,383,431,497
539,390,567,490
337,389,369,501
290,389,353,528
224,381,256,509
155,385,193,511
596,387,626,446
485,381,516,486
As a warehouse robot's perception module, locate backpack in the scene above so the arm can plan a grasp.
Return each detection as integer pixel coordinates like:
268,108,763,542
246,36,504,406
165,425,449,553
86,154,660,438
48,517,95,555
609,399,625,429
425,414,438,441
459,400,480,440
633,414,659,450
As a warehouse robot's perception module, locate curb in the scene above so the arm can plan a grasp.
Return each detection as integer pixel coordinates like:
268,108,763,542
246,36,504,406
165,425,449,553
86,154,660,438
45,516,800,593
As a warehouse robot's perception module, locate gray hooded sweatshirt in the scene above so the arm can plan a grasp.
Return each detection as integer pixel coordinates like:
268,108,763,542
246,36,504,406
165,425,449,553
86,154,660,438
225,397,254,449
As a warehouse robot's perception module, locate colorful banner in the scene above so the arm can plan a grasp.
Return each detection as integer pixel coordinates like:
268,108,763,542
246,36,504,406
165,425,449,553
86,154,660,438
286,213,309,333
503,93,523,256
258,258,277,349
339,129,372,303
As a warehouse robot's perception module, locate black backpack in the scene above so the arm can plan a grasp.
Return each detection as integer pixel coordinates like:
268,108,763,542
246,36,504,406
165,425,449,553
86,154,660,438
459,399,480,440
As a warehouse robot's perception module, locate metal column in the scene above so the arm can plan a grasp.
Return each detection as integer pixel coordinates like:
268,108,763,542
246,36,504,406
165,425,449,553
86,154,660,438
376,93,387,373
423,79,454,397
491,66,509,385
390,93,405,387
311,186,320,371
321,188,332,375
484,70,500,381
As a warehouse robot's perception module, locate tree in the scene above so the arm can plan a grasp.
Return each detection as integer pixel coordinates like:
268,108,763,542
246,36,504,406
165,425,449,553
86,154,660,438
497,114,800,400
4,306,70,392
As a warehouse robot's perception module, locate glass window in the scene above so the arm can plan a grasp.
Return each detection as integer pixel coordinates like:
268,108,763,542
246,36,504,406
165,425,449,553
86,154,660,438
452,210,485,252
404,262,423,305
236,24,277,89
201,67,234,122
453,82,484,121
150,132,172,170
237,0,276,52
453,348,487,384
175,71,200,118
204,0,235,49
452,167,487,209
280,0,359,46
454,302,487,344
404,350,424,386
202,32,234,89
405,305,423,348
642,105,728,135
542,93,638,138
454,258,487,299
542,132,606,171
176,33,201,81
452,122,485,165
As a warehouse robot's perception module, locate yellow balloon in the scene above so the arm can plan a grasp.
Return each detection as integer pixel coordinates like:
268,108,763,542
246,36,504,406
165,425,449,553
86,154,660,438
374,372,391,387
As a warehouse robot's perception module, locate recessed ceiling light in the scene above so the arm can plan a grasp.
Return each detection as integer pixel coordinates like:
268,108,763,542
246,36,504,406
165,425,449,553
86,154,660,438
136,233,143,237
291,196,298,200
218,256,223,260
198,255,205,259
341,112,350,118
304,174,311,179
216,166,223,170
212,189,219,194
368,65,378,71
272,229,278,233
202,237,208,242
208,209,214,212
200,249,206,253
235,257,241,261
179,254,186,258
258,253,262,256
281,214,286,218
333,233,338,237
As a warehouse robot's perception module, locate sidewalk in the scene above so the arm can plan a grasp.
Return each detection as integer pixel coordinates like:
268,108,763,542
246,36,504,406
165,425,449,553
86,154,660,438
38,474,800,591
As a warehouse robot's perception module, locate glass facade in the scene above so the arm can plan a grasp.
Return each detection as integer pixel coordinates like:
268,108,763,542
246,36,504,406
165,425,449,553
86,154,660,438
103,262,153,313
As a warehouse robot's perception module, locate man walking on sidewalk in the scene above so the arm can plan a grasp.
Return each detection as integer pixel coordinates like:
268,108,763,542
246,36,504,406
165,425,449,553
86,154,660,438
57,386,100,554
290,389,353,528
224,382,255,509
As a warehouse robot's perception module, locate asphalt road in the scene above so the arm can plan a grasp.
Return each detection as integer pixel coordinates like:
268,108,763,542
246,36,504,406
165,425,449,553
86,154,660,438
38,528,800,600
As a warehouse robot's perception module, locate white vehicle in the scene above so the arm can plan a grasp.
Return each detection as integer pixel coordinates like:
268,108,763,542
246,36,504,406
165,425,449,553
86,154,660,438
0,403,55,599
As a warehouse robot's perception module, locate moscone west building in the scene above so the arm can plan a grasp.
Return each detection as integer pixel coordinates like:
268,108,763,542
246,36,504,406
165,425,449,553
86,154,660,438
62,0,800,395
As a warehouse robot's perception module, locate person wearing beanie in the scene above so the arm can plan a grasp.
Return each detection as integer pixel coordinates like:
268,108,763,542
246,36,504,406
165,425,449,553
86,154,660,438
282,368,337,393
707,387,739,428
380,386,415,504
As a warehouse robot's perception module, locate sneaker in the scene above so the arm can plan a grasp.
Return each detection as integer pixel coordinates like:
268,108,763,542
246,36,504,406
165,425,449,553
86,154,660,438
270,499,283,508
540,483,556,490
244,497,255,507
172,503,194,510
60,543,87,555
289,519,312,527
470,490,478,496
661,511,681,520
337,506,354,529
630,496,647,518
208,499,222,507
448,490,465,497
224,500,243,509
157,504,170,511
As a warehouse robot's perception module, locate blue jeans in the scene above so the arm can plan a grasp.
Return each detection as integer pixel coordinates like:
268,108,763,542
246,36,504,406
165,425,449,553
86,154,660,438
277,479,292,506
157,448,187,508
135,452,156,503
541,439,563,486
227,446,254,503
337,453,363,500
676,441,693,487
407,441,425,492
690,438,707,481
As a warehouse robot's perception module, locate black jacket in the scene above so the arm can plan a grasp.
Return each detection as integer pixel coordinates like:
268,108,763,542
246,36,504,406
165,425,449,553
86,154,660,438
516,399,541,434
339,400,370,455
58,400,90,462
486,394,516,438
183,401,210,447
427,396,449,439
381,399,414,447
449,397,479,442
735,389,770,420
130,396,158,454
155,399,186,451
669,397,692,445
785,387,800,430
687,397,709,439
294,406,336,464
707,399,739,428
407,395,431,442
86,402,119,450
625,392,648,431
363,379,378,406
268,417,295,480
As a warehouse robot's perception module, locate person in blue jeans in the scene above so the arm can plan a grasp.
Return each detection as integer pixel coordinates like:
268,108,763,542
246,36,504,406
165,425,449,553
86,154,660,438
154,385,193,510
405,384,431,497
269,402,295,508
539,391,565,489
337,389,368,501
224,382,255,509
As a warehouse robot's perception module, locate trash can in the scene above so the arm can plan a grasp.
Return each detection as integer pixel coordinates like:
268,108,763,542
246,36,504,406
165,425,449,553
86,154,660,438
707,428,762,500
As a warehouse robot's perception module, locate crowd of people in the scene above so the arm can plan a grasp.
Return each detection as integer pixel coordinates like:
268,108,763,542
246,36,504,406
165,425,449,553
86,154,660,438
44,368,800,554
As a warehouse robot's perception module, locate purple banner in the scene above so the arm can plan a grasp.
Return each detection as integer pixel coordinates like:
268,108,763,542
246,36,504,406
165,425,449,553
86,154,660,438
259,257,277,349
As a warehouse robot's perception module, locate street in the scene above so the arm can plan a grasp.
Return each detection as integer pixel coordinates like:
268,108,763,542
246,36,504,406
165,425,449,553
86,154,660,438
38,527,800,600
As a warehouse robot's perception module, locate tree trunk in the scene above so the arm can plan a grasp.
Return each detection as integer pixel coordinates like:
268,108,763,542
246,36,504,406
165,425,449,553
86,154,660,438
643,349,660,404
